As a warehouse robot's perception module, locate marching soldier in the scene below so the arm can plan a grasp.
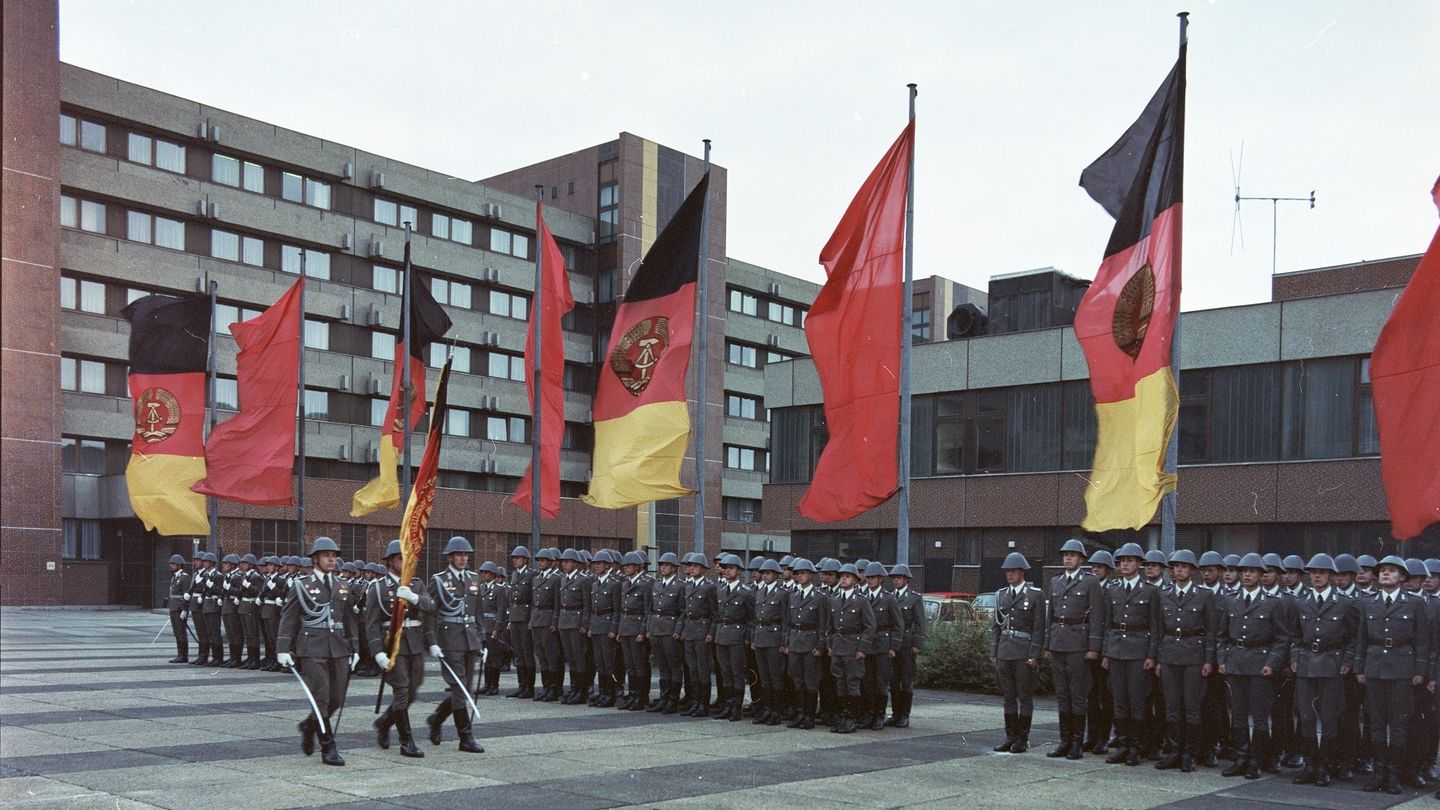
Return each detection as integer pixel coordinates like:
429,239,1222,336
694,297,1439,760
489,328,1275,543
506,546,537,699
1357,555,1430,794
259,556,285,671
861,561,902,730
1102,543,1161,766
237,554,263,669
366,539,434,759
646,551,685,714
422,537,485,753
713,554,753,722
556,549,592,704
1289,553,1357,787
587,550,622,708
887,564,925,729
681,552,717,718
529,548,563,702
784,559,826,730
827,563,875,735
1046,539,1104,759
1085,549,1117,753
617,550,653,710
1217,552,1293,780
751,559,789,726
990,552,1045,753
166,554,191,664
276,537,359,767
1154,549,1218,772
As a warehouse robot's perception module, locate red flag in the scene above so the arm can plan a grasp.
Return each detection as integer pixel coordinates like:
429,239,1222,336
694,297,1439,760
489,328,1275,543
510,202,575,519
797,121,914,522
192,280,303,505
1372,181,1440,540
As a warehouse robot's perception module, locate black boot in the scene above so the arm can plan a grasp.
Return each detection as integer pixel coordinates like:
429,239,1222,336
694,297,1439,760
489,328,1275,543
633,677,651,711
1049,713,1075,758
869,693,889,730
1012,715,1031,753
766,689,783,726
454,705,484,753
834,698,857,734
1313,753,1330,787
507,669,528,698
298,717,317,756
1105,720,1129,764
1363,762,1386,793
427,700,452,745
1068,713,1085,760
394,712,424,758
1245,731,1266,780
898,691,913,728
1180,724,1199,772
995,713,1018,752
648,680,669,712
319,730,345,766
799,690,818,730
753,687,773,725
788,691,807,729
1155,722,1183,770
372,706,394,749
662,682,681,715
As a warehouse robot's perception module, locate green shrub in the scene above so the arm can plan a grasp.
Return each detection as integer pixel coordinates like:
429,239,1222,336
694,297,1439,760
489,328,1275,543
916,620,1054,695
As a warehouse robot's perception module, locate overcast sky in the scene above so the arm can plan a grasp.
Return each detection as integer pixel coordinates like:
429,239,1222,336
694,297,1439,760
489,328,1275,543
60,1,1438,312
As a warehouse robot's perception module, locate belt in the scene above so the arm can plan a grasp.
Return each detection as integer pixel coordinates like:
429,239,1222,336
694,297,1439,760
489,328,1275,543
687,613,709,619
1163,628,1206,639
592,609,613,615
795,625,818,631
1230,638,1271,649
722,622,746,628
1110,622,1150,633
1307,640,1346,653
242,598,259,603
482,613,498,619
1001,629,1032,639
1053,616,1089,626
758,623,782,629
403,619,423,628
657,611,681,617
623,610,646,616
1371,639,1410,649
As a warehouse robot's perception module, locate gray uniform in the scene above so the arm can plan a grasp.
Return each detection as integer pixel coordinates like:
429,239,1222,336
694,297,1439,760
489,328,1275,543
507,566,537,694
530,569,563,693
167,568,192,659
683,578,718,708
426,568,483,715
1290,588,1357,769
827,588,875,699
277,573,358,735
1218,589,1293,767
365,575,434,714
1047,571,1105,719
714,581,754,698
647,575,686,697
752,583,790,708
992,584,1047,720
558,572,592,693
619,572,654,700
1102,579,1162,724
1356,590,1430,776
588,573,622,700
1157,584,1218,749
864,586,904,722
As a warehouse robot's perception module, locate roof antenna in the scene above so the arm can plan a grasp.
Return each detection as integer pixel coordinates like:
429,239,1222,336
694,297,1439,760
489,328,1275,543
1232,142,1317,274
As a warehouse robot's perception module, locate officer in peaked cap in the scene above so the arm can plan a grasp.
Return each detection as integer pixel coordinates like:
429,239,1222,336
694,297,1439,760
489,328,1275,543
277,537,358,766
888,563,925,728
990,552,1044,753
366,539,435,759
586,548,622,708
827,563,875,734
1356,555,1430,794
1154,549,1217,773
506,545,538,698
750,559,788,726
1047,539,1104,760
1102,543,1161,766
422,536,484,753
784,557,825,729
1217,552,1293,780
1288,553,1355,787
165,554,192,664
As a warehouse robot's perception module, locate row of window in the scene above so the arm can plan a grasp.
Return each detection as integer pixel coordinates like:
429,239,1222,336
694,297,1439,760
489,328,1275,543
725,444,768,472
726,340,796,370
728,287,806,327
725,392,764,421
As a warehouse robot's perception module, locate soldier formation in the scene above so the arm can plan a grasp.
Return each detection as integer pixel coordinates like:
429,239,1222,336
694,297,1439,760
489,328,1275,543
990,540,1440,798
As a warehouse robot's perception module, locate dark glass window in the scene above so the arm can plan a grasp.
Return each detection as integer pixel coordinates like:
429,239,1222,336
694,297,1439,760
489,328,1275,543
1283,357,1356,460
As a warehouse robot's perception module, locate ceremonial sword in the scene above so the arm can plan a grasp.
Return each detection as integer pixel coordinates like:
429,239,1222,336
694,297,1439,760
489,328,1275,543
436,654,482,720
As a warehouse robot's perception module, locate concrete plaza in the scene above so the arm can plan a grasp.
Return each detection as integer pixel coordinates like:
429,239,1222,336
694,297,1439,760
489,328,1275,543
0,609,1432,809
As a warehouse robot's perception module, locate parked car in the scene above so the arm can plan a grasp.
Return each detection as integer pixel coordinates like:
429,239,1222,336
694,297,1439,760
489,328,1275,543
921,592,977,625
968,592,997,622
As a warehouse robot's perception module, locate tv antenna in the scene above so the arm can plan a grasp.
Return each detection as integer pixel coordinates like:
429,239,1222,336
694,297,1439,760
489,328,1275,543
1229,141,1316,274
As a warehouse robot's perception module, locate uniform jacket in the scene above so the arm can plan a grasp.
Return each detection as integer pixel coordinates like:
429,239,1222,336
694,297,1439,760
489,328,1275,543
168,569,192,611
187,567,208,609
826,588,875,657
588,573,623,636
1046,571,1104,653
618,573,652,636
237,569,262,615
277,572,358,658
508,566,536,624
893,587,927,651
426,568,484,652
259,573,285,620
991,583,1047,661
480,579,509,636
364,574,435,657
681,578,717,642
529,568,561,629
647,575,686,638
221,569,242,613
786,586,829,654
751,582,790,648
867,586,905,654
557,571,593,631
1290,588,1359,678
1217,589,1294,675
1156,584,1219,667
202,568,224,614
714,581,754,646
1355,589,1430,681
1101,578,1162,661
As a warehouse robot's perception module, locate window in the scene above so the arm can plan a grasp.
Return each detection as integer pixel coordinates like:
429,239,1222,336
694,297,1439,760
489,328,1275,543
126,211,152,244
282,172,330,210
512,234,529,259
431,277,472,309
60,277,106,314
60,114,77,146
373,265,402,294
486,351,526,382
728,289,759,316
282,245,330,279
371,331,396,360
373,198,419,228
723,497,762,522
488,289,529,320
215,303,262,333
486,416,527,443
370,398,389,427
766,350,792,365
767,301,797,326
60,357,109,394
726,392,761,420
211,229,240,261
77,119,106,152
61,437,107,474
60,195,77,228
446,409,470,437
126,133,185,173
598,178,620,241
62,519,102,560
1358,358,1379,455
242,160,264,193
725,445,765,472
1283,357,1357,460
430,343,471,374
302,389,328,420
726,341,758,368
489,229,529,258
212,154,240,186
154,216,184,250
80,200,106,234
214,377,239,411
241,235,264,266
490,229,511,255
127,132,150,164
450,218,472,244
933,394,965,474
911,306,932,342
303,320,329,350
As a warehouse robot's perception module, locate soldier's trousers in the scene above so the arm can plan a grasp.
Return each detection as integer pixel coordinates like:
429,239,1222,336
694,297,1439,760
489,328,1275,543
1107,658,1150,722
241,613,259,656
298,655,350,731
223,610,243,653
651,634,683,689
1086,656,1114,741
203,609,223,656
531,625,561,676
1365,677,1414,761
995,657,1035,717
1272,670,1297,754
716,643,747,694
261,616,278,661
684,639,712,698
789,650,823,691
619,634,650,688
755,646,785,696
559,629,588,685
191,611,209,654
590,632,617,693
1294,676,1342,758
1160,662,1204,725
892,646,917,693
1340,671,1367,763
508,622,534,673
1407,682,1434,772
1228,673,1275,746
382,650,425,713
1201,672,1230,750
169,610,189,655
438,649,478,712
1051,651,1091,716
831,652,865,699
863,651,894,706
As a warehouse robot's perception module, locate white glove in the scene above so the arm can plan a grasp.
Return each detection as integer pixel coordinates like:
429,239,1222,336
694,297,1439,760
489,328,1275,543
351,653,361,670
276,652,294,668
429,644,443,660
396,585,419,605
180,611,188,620
374,652,389,670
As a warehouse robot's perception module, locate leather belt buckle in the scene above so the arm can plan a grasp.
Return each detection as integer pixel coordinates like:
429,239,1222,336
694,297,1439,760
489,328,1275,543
1383,638,1395,648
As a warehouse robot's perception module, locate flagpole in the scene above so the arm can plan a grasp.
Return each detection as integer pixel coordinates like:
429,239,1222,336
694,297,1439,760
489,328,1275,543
896,84,917,568
205,275,219,557
530,186,544,551
693,139,712,557
1159,12,1188,556
296,251,307,554
401,223,414,511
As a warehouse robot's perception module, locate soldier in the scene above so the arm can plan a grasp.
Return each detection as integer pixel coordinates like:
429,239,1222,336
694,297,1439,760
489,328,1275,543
1221,555,1242,594
1084,549,1117,753
528,548,563,702
186,551,210,665
1357,555,1430,794
827,563,875,735
1263,554,1303,771
1197,550,1232,766
646,551,685,714
1422,559,1440,783
779,555,795,588
1404,558,1438,787
1217,552,1293,780
165,554,191,664
712,554,752,722
886,564,924,729
553,549,592,704
816,557,843,724
1356,554,1379,597
749,559,789,726
202,551,227,665
1102,543,1161,766
585,550,621,708
783,558,826,730
237,554,263,669
472,561,504,695
259,556,285,671
1045,539,1103,759
366,540,434,758
742,556,767,717
1140,548,1171,758
613,550,651,710
1154,549,1218,772
860,561,902,730
990,552,1045,753
420,537,485,753
276,537,359,767
1289,553,1357,787
218,553,243,666
506,546,537,698
681,552,718,718
1144,550,1170,591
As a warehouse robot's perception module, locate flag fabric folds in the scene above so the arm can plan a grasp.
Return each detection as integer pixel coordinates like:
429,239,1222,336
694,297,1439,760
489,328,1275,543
1074,46,1186,532
797,121,914,523
123,293,212,535
1371,180,1440,540
583,173,709,509
510,202,575,519
385,358,451,668
351,271,452,516
192,280,303,505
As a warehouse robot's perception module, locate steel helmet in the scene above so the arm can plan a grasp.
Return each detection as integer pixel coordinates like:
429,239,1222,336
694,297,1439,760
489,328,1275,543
1261,553,1284,570
444,536,474,555
1222,554,1241,568
791,558,817,573
890,563,913,578
1197,551,1225,568
168,554,186,565
510,545,532,559
1333,553,1360,574
1001,552,1030,570
1088,550,1115,568
1405,558,1429,578
1114,543,1145,560
535,548,558,561
1059,538,1087,555
864,561,888,577
819,558,842,573
759,559,782,573
222,553,241,565
658,552,681,566
779,555,796,568
308,537,340,556
340,561,358,573
1304,553,1337,573
1237,552,1266,570
718,553,744,568
1356,554,1379,569
748,556,768,571
241,553,258,565
1375,555,1406,572
838,563,860,577
1168,549,1199,567
1143,549,1169,566
1282,554,1306,572
383,539,403,559
560,548,582,562
622,550,646,567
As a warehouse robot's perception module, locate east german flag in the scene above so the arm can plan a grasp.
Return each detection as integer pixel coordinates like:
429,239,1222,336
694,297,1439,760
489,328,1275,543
1074,44,1186,532
352,261,452,517
123,293,212,535
583,173,709,509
